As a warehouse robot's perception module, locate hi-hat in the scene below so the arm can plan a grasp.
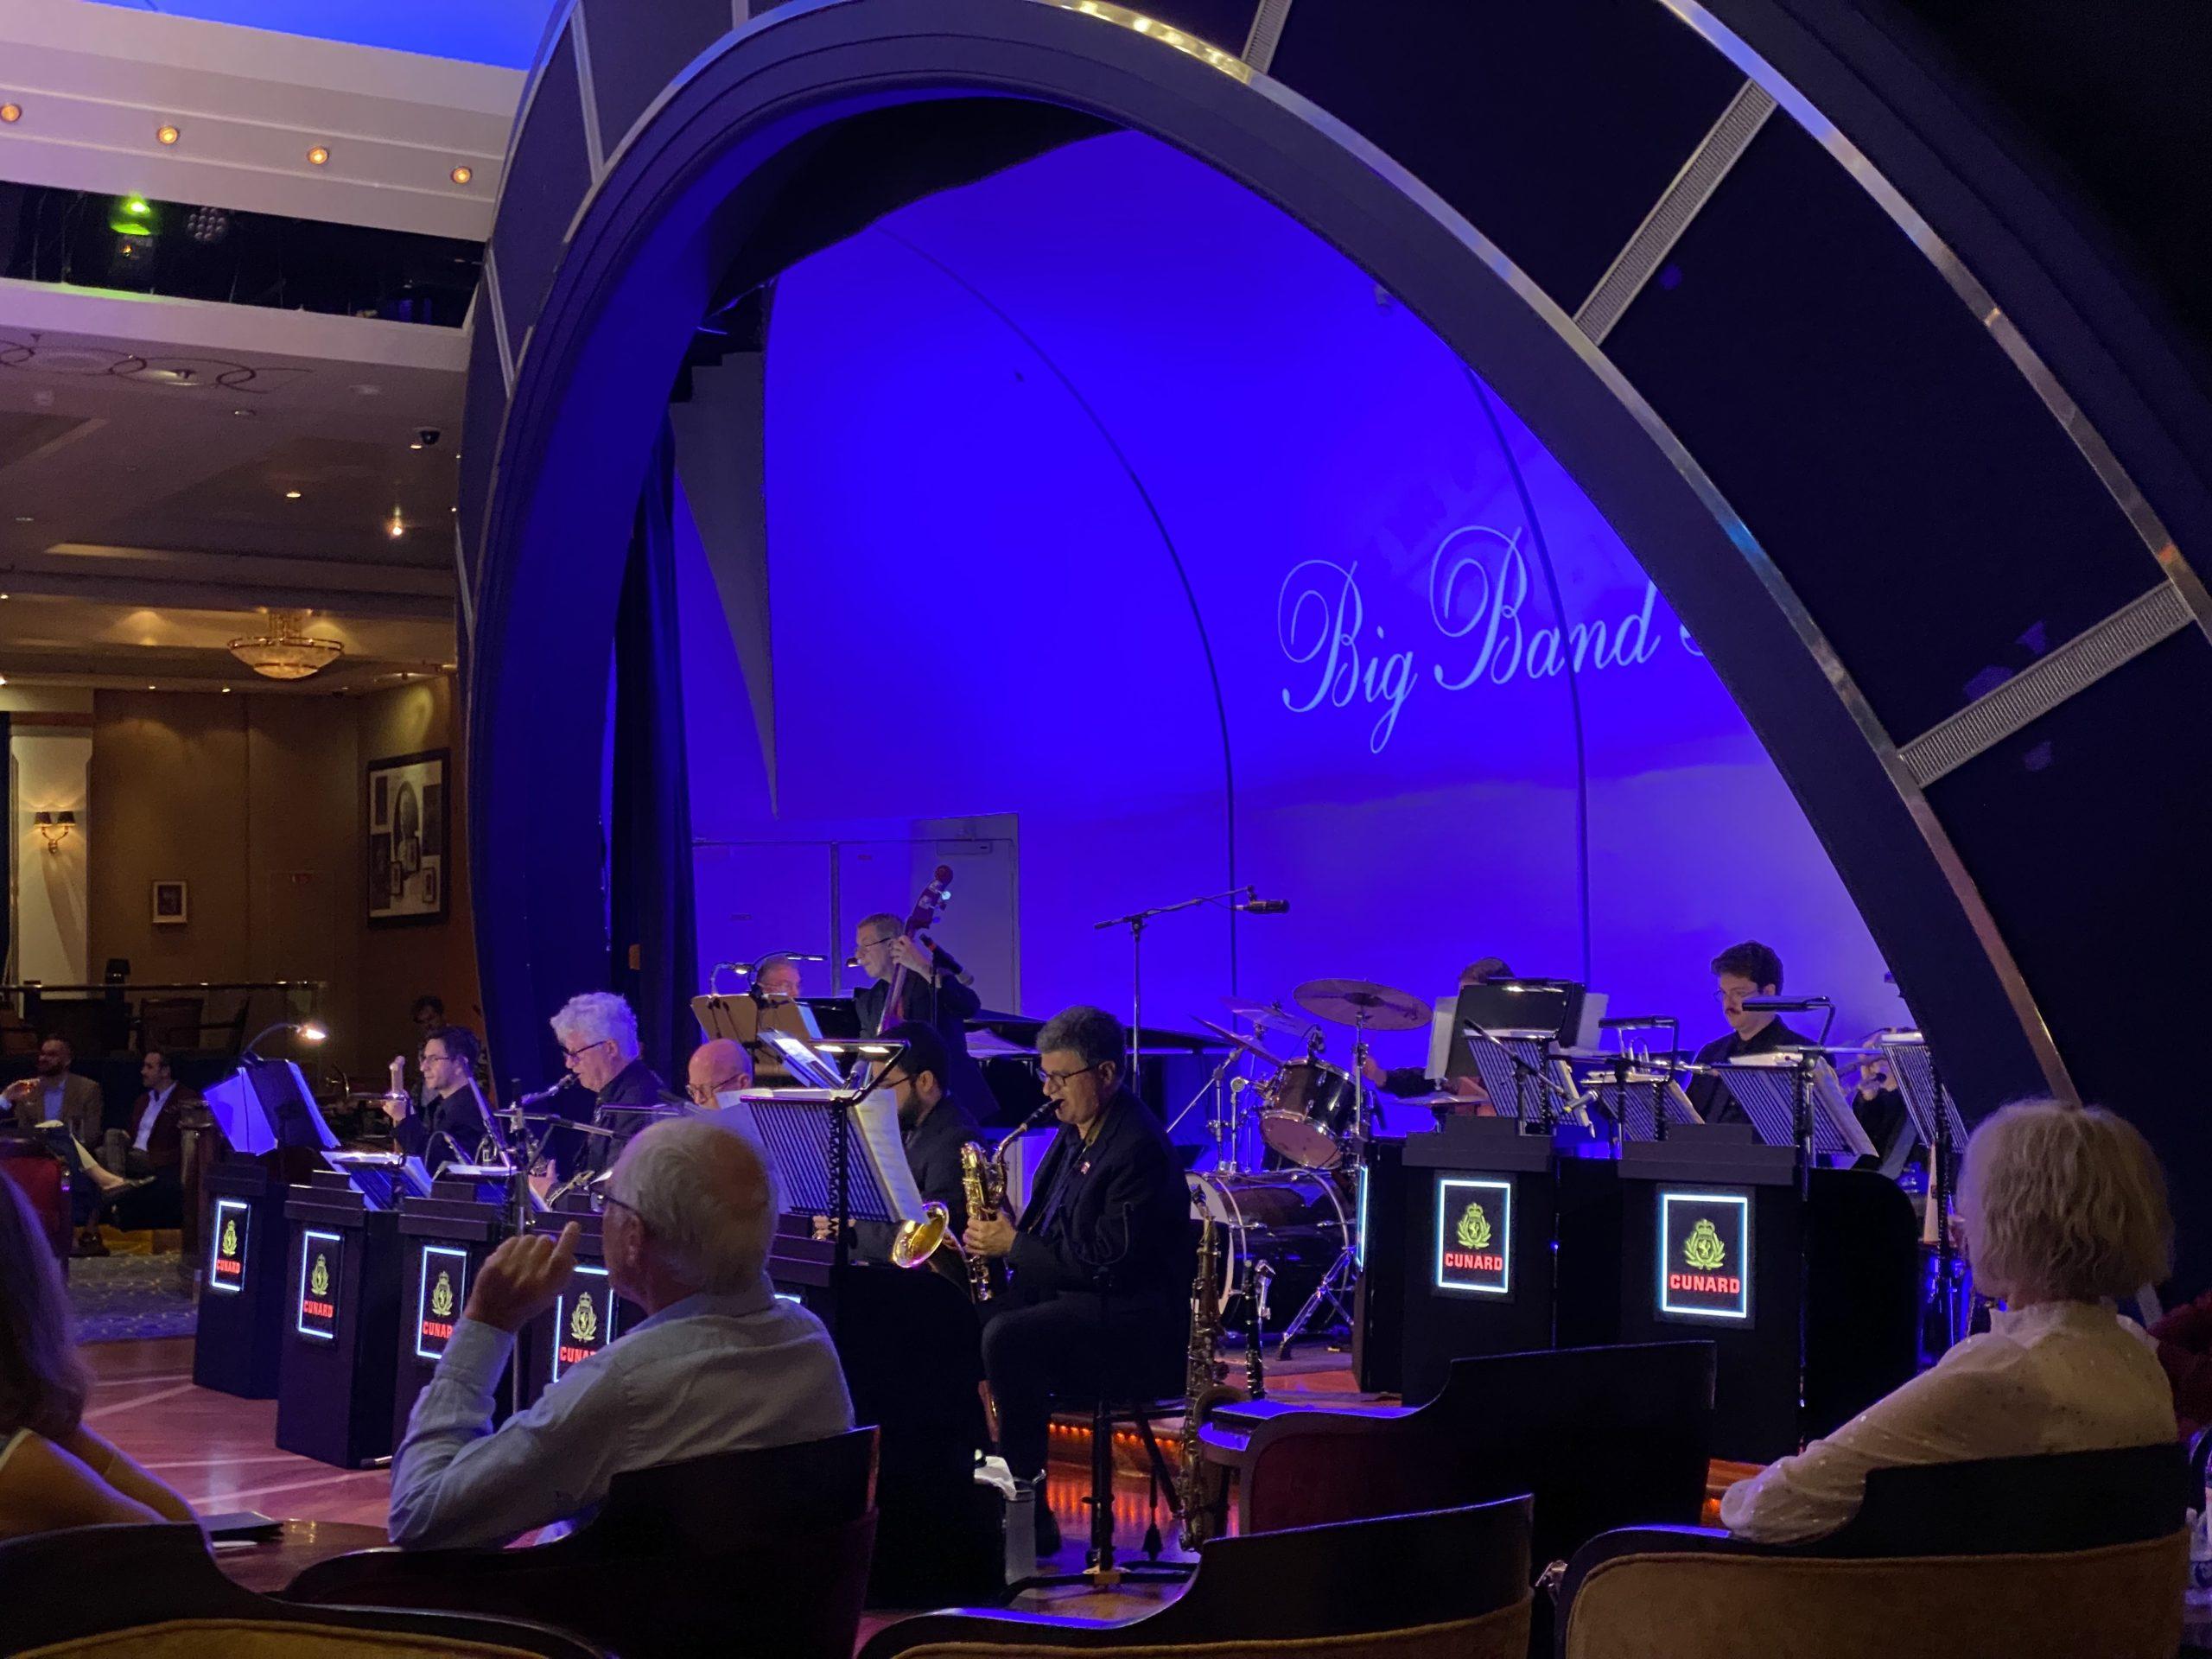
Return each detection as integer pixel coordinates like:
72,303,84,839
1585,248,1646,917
1294,978,1431,1032
1221,995,1312,1035
1194,1016,1287,1070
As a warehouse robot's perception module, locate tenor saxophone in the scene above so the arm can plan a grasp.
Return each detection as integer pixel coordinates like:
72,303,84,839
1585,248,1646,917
1177,1215,1237,1551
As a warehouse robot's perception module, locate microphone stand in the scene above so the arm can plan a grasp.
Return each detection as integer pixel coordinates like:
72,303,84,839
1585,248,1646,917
1095,886,1259,1115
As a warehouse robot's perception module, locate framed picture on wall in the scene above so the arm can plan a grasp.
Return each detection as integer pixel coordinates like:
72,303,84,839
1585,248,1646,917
151,880,188,925
366,749,449,925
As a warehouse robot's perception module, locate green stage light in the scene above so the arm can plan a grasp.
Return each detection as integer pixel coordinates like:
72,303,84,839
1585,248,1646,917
108,195,156,237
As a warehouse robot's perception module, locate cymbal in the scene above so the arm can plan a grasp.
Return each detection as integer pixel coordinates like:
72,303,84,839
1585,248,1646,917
1194,1016,1287,1070
1220,995,1312,1034
1294,978,1432,1033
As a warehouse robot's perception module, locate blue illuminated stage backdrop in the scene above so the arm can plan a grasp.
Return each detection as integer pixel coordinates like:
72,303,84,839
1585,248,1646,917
678,130,1896,1104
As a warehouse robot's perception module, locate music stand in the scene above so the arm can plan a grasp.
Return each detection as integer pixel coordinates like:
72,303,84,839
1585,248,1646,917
1458,1024,1580,1127
205,1059,339,1157
1705,1053,1874,1161
1878,1031,1970,1348
1580,1065,1701,1141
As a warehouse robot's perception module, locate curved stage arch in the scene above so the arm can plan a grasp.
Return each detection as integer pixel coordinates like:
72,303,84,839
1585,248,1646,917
460,0,2212,1277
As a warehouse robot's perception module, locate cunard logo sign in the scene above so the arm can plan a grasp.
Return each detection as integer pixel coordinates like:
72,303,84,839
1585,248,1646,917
415,1245,470,1360
208,1198,249,1293
1433,1176,1512,1297
551,1265,617,1380
1658,1191,1752,1323
296,1229,343,1339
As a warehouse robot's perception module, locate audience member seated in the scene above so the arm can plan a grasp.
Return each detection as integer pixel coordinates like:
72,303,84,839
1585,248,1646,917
0,1178,197,1538
8,1037,141,1253
683,1037,752,1110
388,1116,854,1549
2147,1287,2212,1440
112,1047,194,1181
386,1027,494,1172
1720,1098,2175,1543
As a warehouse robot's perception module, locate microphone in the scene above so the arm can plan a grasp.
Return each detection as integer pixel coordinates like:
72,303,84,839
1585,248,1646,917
512,1075,580,1109
1234,898,1290,914
924,939,976,986
1599,1016,1676,1030
1741,996,1832,1012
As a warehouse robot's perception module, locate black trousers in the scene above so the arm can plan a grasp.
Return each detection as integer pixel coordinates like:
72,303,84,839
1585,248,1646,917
981,1287,1184,1480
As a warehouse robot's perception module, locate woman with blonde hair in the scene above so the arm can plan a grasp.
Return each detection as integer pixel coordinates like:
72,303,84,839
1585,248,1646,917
1721,1098,2177,1543
0,1176,197,1536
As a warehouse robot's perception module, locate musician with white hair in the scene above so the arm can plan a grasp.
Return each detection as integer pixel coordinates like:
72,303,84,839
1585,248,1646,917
1720,1098,2177,1543
545,990,680,1179
389,1116,852,1549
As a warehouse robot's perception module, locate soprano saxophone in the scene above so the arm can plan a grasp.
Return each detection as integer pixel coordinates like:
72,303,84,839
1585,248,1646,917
1177,1215,1238,1551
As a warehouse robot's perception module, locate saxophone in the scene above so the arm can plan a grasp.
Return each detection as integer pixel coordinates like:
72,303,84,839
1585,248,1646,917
1177,1215,1238,1551
958,1141,1004,1302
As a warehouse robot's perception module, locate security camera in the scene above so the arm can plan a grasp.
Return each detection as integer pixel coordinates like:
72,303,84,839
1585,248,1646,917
416,427,442,448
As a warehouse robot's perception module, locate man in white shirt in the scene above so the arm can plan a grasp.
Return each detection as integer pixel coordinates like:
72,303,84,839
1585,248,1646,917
389,1115,853,1549
118,1048,191,1179
1721,1100,2176,1543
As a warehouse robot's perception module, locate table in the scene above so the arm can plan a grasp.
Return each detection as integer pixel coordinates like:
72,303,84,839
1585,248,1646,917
213,1519,387,1595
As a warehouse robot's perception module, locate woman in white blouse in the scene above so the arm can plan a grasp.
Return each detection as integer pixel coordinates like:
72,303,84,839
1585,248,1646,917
1720,1098,2177,1544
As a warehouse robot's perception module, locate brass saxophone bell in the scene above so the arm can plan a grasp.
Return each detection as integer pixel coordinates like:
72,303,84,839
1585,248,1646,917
889,1200,951,1270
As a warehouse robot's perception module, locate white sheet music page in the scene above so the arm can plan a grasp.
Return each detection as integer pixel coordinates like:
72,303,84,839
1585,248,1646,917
853,1088,929,1225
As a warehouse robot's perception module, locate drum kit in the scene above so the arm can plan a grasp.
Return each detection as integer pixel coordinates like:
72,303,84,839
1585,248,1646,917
1183,975,1433,1355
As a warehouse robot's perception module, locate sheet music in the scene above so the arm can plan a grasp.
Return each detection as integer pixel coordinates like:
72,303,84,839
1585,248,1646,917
1711,1053,1875,1160
1576,1066,1702,1140
852,1089,928,1226
1460,1027,1577,1121
726,1086,918,1224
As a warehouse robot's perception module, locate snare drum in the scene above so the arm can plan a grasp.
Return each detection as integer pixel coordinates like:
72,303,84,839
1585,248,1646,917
1259,1058,1357,1168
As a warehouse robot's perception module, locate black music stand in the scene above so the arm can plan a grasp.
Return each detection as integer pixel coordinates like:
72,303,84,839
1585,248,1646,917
1457,1023,1579,1128
1878,1033,1971,1349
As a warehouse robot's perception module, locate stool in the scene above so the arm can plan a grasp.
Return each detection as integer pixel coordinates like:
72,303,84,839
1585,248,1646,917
1021,1394,1193,1591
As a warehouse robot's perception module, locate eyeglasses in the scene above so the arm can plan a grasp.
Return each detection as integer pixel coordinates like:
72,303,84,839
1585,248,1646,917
1033,1059,1103,1089
856,934,899,952
685,1074,748,1105
563,1037,612,1063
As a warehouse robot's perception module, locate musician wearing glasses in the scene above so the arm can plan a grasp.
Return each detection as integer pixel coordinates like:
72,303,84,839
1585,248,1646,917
683,1039,753,1111
1686,940,1807,1127
961,1006,1192,1554
852,912,994,1121
384,1026,493,1172
546,992,680,1179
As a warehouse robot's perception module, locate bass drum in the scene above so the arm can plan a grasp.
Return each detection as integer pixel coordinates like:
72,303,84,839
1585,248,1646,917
1186,1169,1349,1328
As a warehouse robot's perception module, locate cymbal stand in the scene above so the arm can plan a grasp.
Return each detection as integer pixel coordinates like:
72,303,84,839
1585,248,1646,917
1275,1007,1370,1357
1164,1048,1242,1173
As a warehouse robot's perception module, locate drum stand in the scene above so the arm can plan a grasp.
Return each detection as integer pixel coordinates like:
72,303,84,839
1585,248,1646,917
1273,1023,1371,1357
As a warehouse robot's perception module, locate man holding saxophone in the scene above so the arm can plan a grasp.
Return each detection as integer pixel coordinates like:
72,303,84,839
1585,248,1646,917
962,1006,1192,1556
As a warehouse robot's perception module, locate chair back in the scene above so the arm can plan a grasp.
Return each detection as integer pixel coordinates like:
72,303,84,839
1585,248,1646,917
861,1496,1533,1658
0,1139,70,1265
1559,1444,2190,1659
285,1427,879,1659
0,1523,608,1658
139,995,208,1052
1240,1340,1713,1565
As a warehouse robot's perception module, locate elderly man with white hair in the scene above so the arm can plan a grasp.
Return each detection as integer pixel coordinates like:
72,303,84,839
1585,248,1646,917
546,989,681,1180
1720,1098,2177,1543
388,1116,853,1549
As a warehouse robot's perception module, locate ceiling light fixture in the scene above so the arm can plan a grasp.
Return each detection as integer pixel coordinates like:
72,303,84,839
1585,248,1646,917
108,195,156,238
156,124,180,145
0,104,21,124
283,490,302,500
386,511,405,539
307,145,330,166
228,607,343,682
449,165,473,185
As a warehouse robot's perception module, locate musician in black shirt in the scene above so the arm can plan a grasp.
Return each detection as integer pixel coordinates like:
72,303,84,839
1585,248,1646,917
1685,941,1808,1126
852,911,994,1122
547,992,680,1179
386,1026,493,1171
963,1006,1191,1553
848,1021,982,1263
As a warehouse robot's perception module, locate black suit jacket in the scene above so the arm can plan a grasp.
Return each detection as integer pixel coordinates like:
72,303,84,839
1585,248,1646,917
854,1095,982,1262
1687,1020,1808,1128
1008,1091,1192,1307
397,1085,491,1169
855,971,995,1122
550,1058,677,1179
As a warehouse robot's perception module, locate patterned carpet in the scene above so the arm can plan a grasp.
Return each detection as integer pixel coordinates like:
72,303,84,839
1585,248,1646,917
67,1253,199,1344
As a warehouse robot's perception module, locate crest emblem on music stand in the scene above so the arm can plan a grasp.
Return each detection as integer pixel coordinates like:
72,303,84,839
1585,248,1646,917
1455,1200,1492,1251
310,1254,331,1296
430,1270,455,1319
1684,1217,1726,1271
570,1291,598,1343
220,1217,239,1258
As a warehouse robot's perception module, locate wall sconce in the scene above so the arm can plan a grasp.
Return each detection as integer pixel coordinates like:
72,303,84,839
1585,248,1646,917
34,810,76,855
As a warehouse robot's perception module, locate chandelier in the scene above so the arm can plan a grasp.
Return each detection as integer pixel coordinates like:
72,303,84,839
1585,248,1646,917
227,608,344,680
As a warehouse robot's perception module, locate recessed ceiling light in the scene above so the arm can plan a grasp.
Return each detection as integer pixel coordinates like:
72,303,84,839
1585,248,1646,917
0,105,21,124
221,685,232,694
146,683,156,691
231,407,254,418
10,516,29,524
284,490,302,500
409,442,423,451
0,676,9,687
156,124,180,146
351,384,381,397
449,165,473,186
307,145,330,166
386,517,405,539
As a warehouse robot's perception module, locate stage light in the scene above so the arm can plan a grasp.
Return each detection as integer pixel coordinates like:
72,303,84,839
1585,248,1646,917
108,196,156,238
1,105,21,124
307,145,330,166
284,490,302,499
449,165,473,185
156,124,180,146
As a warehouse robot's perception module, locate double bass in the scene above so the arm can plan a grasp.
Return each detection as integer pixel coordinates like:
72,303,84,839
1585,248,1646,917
878,864,955,1033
